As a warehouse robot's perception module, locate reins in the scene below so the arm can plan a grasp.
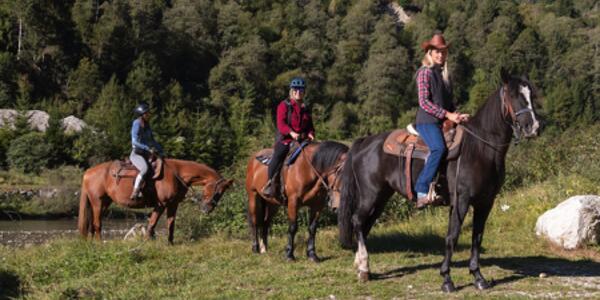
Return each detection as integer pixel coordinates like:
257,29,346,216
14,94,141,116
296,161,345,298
298,142,345,196
459,85,533,151
162,159,225,206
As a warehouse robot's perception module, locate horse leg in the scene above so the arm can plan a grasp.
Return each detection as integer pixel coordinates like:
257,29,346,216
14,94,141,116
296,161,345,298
306,205,323,263
146,205,165,240
470,203,493,290
166,203,179,245
248,191,262,253
285,202,298,261
260,203,278,254
353,209,371,282
440,196,470,293
90,198,103,241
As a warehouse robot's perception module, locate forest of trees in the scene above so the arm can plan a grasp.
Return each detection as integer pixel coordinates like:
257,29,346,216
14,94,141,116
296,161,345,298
0,0,598,173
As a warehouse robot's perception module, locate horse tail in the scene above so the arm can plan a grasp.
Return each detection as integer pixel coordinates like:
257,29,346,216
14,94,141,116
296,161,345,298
338,139,364,249
78,176,92,237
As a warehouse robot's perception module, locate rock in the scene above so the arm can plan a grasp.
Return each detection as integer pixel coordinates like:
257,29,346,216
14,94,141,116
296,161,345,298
0,109,18,128
26,110,50,131
535,195,600,249
0,109,87,133
61,115,87,133
39,188,58,198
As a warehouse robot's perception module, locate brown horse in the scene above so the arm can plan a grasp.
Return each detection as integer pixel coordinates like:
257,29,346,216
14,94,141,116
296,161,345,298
246,141,348,261
78,158,233,244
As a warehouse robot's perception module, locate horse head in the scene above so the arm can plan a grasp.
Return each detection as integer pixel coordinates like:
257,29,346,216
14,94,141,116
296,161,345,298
500,68,541,140
198,177,234,213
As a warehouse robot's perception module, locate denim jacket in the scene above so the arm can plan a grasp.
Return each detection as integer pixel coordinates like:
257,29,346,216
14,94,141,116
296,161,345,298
131,118,162,154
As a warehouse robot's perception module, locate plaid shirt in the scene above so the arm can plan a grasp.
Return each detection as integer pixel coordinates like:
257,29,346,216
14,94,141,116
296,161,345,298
417,67,446,119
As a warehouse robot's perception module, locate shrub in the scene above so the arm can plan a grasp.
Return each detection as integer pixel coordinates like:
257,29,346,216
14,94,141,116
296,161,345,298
7,132,52,174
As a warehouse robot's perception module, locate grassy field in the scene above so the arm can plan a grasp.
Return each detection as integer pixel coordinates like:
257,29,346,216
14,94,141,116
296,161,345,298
2,175,600,300
2,126,600,299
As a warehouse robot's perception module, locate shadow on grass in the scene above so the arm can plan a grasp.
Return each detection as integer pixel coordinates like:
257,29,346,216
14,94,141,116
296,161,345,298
366,231,471,255
370,255,600,288
0,269,22,299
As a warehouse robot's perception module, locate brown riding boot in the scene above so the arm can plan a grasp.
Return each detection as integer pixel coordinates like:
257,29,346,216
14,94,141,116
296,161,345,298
416,183,438,209
416,194,433,209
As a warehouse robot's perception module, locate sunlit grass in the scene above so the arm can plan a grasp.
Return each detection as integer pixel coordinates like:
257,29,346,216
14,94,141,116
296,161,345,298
2,175,600,299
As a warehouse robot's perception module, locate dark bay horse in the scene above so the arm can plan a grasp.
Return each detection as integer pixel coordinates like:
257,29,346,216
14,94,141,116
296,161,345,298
338,69,540,292
78,158,233,244
246,141,348,261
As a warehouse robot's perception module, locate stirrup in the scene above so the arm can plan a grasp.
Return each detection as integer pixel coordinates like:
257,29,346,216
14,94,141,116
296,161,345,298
262,180,274,196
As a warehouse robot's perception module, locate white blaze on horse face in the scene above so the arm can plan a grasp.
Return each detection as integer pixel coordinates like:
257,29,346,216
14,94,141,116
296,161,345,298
520,85,539,134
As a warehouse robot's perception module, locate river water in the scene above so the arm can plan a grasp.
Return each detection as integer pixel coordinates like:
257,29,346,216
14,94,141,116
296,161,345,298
0,218,157,247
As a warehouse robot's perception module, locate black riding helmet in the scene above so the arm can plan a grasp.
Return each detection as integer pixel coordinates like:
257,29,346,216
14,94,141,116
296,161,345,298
289,77,306,89
134,103,150,116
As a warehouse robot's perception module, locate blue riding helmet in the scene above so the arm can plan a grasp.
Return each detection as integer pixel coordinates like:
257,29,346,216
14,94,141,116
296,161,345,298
133,103,150,116
289,77,306,89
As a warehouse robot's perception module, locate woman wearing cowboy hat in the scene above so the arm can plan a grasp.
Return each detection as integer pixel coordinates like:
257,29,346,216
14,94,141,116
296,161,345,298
414,33,470,209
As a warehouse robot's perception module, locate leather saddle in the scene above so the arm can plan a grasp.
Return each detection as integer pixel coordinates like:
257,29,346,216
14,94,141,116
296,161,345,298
383,120,464,160
383,120,464,201
110,157,164,184
254,141,310,203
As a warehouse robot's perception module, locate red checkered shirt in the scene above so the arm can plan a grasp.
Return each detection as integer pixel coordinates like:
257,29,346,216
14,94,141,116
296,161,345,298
417,67,446,119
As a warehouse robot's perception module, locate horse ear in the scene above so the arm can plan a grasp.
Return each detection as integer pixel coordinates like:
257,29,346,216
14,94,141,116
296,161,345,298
500,67,510,84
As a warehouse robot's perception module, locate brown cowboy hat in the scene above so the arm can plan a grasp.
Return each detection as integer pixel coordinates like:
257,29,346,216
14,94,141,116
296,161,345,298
420,33,450,51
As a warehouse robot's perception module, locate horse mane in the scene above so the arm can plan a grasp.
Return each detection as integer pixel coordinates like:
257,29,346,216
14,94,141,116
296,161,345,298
312,141,349,174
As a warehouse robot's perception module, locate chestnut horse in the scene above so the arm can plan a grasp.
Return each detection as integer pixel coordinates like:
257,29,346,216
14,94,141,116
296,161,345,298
78,158,233,244
338,69,540,291
246,141,348,261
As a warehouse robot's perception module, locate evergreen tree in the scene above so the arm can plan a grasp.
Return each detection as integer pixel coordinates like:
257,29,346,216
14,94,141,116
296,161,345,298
66,57,102,114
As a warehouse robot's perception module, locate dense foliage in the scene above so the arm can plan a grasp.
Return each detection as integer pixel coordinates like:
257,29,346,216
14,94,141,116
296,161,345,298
0,0,598,171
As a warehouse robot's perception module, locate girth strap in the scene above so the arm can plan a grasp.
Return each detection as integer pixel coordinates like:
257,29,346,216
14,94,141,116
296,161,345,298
404,143,415,201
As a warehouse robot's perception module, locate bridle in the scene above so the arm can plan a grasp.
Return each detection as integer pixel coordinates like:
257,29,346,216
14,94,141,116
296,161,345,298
500,85,535,144
166,160,225,208
460,84,534,150
299,145,346,201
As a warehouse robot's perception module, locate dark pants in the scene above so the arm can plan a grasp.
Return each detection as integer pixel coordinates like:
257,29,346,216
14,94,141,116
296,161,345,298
268,142,290,180
415,123,447,195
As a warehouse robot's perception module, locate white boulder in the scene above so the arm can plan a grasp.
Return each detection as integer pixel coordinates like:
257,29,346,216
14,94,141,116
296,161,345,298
0,109,86,133
26,110,50,131
535,195,600,249
61,115,87,133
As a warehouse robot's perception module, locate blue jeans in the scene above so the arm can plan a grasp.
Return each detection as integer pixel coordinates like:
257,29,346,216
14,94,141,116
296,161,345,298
415,123,447,195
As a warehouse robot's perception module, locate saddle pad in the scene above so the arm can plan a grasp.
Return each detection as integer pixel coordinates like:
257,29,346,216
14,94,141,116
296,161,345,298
255,148,274,166
286,140,309,166
254,141,309,166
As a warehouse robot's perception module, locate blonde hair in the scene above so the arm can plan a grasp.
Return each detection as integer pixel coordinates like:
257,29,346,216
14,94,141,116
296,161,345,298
421,49,450,87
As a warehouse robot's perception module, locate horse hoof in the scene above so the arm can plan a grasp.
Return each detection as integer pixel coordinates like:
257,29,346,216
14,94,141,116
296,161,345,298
252,245,259,253
441,281,456,293
358,271,369,283
286,256,296,262
308,254,321,263
474,279,491,290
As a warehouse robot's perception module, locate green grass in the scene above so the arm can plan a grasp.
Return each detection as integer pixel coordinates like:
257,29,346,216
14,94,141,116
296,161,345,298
2,175,600,299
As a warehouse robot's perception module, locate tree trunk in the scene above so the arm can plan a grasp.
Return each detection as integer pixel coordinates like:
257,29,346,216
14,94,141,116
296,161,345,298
17,17,22,60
